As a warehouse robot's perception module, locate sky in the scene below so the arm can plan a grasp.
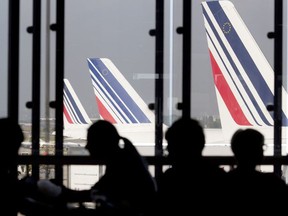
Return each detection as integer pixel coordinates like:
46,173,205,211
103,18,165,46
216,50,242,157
0,0,278,123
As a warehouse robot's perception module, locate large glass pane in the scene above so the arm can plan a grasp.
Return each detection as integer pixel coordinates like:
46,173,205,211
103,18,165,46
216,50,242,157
63,0,155,153
191,0,275,158
12,0,287,182
63,0,156,184
0,0,8,118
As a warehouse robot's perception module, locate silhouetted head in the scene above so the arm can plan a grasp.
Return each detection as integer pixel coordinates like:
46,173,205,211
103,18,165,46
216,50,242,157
86,120,120,160
165,118,205,162
0,118,23,152
0,118,24,165
231,128,265,168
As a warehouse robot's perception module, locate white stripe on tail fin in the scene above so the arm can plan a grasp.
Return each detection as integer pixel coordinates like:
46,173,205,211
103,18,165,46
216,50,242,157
201,0,288,143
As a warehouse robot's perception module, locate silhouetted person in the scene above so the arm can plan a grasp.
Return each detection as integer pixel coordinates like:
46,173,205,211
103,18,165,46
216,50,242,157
55,120,157,215
157,118,227,215
87,120,157,215
0,117,25,216
227,128,288,214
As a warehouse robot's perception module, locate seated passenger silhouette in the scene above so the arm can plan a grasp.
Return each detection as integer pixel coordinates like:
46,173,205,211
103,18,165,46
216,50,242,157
157,117,227,215
55,120,157,216
0,118,66,216
227,128,288,214
87,120,157,215
0,117,25,215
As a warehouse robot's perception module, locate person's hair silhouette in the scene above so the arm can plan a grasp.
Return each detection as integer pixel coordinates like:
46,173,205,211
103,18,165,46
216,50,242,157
227,128,288,214
157,117,227,215
231,128,265,170
85,119,121,163
165,118,205,164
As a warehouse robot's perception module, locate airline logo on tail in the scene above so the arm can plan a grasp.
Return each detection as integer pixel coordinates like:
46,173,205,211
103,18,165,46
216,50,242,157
87,57,155,125
201,0,288,140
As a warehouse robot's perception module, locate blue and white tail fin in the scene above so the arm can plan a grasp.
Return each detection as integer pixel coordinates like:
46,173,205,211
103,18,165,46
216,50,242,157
63,78,92,139
201,0,288,142
87,57,169,145
87,57,155,125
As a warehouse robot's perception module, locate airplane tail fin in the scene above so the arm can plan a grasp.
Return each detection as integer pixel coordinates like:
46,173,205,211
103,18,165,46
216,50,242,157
87,57,155,125
62,78,92,139
64,78,92,125
201,0,288,141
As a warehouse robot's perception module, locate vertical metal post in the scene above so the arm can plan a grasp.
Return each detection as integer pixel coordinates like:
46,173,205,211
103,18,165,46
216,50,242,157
7,2,20,215
182,0,191,119
30,0,42,180
54,0,65,182
273,0,283,177
154,0,165,183
8,0,20,123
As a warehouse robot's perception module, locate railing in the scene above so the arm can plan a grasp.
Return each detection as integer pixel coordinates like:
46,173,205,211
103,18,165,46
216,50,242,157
17,155,288,166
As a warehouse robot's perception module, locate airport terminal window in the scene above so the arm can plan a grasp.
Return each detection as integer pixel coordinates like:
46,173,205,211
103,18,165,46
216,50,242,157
3,0,288,183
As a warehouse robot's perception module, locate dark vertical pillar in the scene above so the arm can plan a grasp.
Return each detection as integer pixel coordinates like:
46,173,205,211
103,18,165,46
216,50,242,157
7,2,20,215
8,0,20,123
54,0,65,182
273,0,283,177
154,0,164,183
30,0,42,180
182,0,191,119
